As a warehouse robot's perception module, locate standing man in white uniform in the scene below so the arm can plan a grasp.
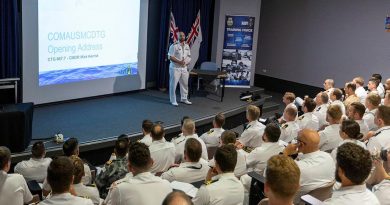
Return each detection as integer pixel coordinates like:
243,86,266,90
168,32,192,106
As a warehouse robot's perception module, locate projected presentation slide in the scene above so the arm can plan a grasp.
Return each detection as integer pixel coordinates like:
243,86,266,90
38,0,139,86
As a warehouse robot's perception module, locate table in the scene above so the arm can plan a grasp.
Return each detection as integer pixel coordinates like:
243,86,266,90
189,69,227,102
0,103,34,152
0,78,20,103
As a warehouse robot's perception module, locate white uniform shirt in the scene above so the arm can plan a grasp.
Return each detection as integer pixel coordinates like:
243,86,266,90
367,126,390,152
238,120,266,148
245,142,284,173
14,157,52,182
319,124,343,152
356,119,369,136
39,193,94,205
200,128,225,147
378,83,385,98
174,134,208,163
161,158,209,183
43,163,92,191
297,112,319,131
72,183,101,205
313,104,328,128
111,172,172,205
149,138,176,173
168,42,191,69
209,149,247,178
330,139,367,161
296,150,335,194
192,173,244,205
355,86,367,104
0,172,33,205
372,179,390,204
279,121,300,143
323,184,380,205
363,108,378,131
331,100,346,116
139,134,152,146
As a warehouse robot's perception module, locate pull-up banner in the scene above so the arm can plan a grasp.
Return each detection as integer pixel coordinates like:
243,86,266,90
221,15,255,88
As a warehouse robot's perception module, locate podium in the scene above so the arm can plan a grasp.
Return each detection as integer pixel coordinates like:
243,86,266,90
0,103,34,152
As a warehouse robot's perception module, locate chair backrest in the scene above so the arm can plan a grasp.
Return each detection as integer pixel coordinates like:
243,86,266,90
258,198,269,205
207,146,218,160
200,62,218,71
306,181,334,201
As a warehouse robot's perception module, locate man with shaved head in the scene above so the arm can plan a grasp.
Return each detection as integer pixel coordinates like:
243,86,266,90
323,79,335,98
283,129,335,195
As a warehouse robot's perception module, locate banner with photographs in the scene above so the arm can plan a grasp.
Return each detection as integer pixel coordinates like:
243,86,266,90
222,15,255,88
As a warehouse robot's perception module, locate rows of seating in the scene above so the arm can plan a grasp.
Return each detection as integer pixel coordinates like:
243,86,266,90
0,74,389,205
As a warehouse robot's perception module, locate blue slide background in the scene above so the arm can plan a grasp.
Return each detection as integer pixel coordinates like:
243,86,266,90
39,63,138,86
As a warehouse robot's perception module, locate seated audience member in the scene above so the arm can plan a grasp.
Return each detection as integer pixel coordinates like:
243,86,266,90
0,146,34,205
161,138,208,183
139,119,153,146
95,138,128,198
210,130,247,178
347,102,369,135
149,124,176,173
297,97,319,131
343,82,360,109
192,145,244,205
283,92,297,108
240,124,284,194
200,113,225,148
372,73,385,98
279,106,300,143
323,79,335,98
283,129,335,195
353,76,367,104
368,77,380,94
110,142,172,205
323,143,379,205
108,134,130,161
367,105,390,152
69,155,100,205
263,155,300,205
331,119,366,160
386,78,390,91
364,93,381,131
236,105,265,148
245,123,284,174
368,150,390,204
279,92,297,123
63,138,92,185
313,91,329,128
163,191,193,205
385,92,390,106
318,105,343,152
14,141,52,182
174,118,208,163
40,156,93,205
330,88,346,115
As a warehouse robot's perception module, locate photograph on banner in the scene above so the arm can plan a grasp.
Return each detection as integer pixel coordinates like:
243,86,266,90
221,15,255,88
222,49,251,84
